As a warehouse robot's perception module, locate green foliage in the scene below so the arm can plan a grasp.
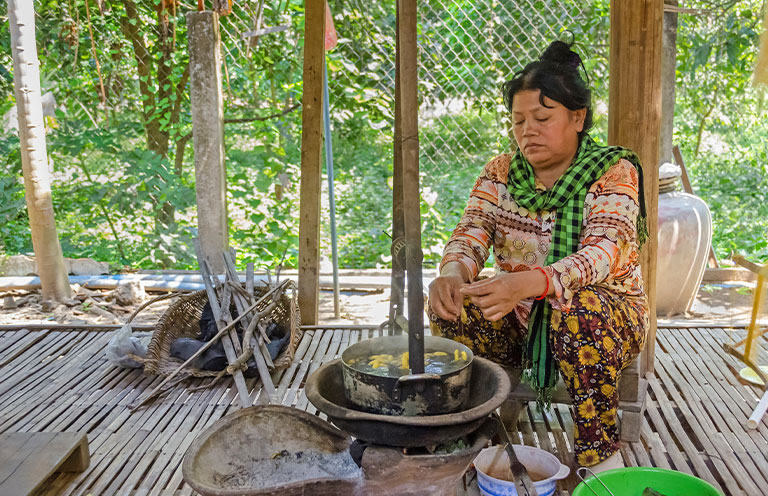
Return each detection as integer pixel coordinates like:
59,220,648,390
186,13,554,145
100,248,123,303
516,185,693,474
0,0,766,272
0,135,30,256
687,127,768,261
673,0,767,262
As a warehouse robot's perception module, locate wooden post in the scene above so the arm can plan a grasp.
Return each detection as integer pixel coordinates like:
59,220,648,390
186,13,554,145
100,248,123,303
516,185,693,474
188,11,229,273
298,0,326,325
398,0,425,373
608,0,664,375
659,0,678,164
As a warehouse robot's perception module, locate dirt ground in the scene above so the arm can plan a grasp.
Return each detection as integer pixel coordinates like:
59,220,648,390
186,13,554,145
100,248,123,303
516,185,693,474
0,279,764,328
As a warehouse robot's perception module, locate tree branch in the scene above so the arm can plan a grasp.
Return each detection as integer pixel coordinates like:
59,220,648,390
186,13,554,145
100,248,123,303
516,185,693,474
119,0,162,153
172,105,299,175
153,2,174,157
84,0,106,105
174,131,193,176
694,90,719,159
223,104,300,123
170,62,189,128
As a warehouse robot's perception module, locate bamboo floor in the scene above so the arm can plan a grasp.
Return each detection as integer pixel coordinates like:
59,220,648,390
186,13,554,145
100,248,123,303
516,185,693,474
0,324,766,495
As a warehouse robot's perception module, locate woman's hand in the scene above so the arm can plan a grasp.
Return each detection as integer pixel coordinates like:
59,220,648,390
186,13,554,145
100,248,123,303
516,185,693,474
461,270,550,322
428,262,469,321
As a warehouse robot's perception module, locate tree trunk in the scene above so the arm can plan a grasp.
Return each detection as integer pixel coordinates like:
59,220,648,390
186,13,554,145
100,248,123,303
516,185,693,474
120,0,175,231
8,0,71,301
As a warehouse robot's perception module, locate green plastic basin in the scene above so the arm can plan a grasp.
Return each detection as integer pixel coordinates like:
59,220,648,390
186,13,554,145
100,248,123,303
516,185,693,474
572,467,723,496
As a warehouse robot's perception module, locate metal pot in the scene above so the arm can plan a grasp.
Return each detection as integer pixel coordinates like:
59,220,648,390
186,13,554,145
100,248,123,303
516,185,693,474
340,335,473,416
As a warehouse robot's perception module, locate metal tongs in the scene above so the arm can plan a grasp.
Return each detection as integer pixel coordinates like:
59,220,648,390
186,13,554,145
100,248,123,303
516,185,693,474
576,467,617,496
492,412,538,496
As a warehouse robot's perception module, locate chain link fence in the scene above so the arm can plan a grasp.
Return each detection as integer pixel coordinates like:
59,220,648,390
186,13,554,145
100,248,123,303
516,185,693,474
208,1,608,267
323,0,603,266
327,0,595,165
213,0,766,270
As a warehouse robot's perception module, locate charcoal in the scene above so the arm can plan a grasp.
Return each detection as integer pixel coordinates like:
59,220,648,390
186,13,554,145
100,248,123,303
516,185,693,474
200,343,228,371
199,301,242,342
263,322,290,360
170,337,207,367
198,302,218,342
266,331,290,360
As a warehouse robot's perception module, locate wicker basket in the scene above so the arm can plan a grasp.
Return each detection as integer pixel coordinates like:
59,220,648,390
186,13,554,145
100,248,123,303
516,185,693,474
141,281,302,377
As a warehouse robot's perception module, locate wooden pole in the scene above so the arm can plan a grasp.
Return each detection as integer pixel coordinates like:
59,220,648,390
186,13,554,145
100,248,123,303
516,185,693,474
398,0,425,373
608,0,663,375
659,0,678,164
297,0,326,325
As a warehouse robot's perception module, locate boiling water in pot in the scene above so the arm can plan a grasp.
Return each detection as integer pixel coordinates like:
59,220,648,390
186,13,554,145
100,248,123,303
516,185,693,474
346,350,469,378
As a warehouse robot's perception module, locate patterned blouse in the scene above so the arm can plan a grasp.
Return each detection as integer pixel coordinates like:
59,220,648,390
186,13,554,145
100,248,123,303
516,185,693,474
441,153,648,325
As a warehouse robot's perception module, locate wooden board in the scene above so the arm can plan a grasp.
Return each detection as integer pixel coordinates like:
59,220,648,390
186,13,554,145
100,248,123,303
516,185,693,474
0,432,89,496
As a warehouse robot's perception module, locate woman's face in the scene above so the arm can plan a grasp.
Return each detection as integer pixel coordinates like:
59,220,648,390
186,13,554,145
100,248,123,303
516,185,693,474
511,89,586,171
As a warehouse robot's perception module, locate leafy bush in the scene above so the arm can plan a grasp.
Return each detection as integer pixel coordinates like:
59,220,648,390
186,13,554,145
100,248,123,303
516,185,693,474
1,0,766,272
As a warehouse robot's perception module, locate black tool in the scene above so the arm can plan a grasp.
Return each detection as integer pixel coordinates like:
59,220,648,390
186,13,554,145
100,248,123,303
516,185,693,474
492,412,538,496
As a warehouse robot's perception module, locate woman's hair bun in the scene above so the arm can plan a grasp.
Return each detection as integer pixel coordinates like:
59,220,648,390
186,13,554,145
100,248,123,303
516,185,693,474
540,40,582,70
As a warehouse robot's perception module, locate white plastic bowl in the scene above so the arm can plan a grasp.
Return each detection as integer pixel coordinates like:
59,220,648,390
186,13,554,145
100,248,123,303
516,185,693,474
473,445,570,496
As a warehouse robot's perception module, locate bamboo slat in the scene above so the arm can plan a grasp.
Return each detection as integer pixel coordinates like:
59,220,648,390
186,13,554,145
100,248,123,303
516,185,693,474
1,325,766,495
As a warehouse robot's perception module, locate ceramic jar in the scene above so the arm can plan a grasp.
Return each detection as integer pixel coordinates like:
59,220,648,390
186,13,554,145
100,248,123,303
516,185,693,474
655,168,713,316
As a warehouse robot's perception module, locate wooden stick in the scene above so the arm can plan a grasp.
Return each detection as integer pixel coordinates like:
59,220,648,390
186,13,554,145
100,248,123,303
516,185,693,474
222,253,273,353
673,145,719,268
389,4,406,337
124,292,179,325
222,252,277,401
195,243,251,409
82,297,120,323
246,263,255,296
228,280,254,303
129,283,287,410
733,254,768,277
723,343,768,386
398,0,426,373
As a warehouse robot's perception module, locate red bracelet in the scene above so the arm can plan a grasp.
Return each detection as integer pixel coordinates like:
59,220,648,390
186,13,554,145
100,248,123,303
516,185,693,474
533,266,549,300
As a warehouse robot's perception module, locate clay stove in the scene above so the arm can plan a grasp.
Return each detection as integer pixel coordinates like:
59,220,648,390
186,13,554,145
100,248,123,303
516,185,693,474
182,357,511,496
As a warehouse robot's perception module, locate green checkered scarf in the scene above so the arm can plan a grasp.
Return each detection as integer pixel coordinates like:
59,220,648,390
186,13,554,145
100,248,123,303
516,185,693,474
506,135,647,406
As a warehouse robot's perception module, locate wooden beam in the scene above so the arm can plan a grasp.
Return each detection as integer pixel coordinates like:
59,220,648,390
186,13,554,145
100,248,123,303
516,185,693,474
397,0,425,372
608,0,663,375
297,0,326,325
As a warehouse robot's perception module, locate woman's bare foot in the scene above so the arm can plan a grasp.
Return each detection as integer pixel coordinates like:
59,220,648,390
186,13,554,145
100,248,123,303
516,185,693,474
586,451,624,474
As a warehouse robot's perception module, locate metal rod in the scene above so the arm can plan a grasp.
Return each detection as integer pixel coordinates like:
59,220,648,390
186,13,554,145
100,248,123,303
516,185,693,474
388,1,406,337
323,59,340,319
